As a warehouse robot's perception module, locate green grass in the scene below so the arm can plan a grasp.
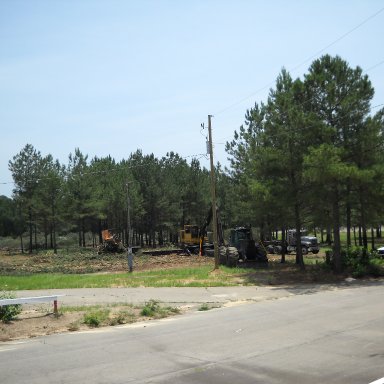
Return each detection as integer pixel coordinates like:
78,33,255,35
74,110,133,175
0,266,244,290
1,253,382,291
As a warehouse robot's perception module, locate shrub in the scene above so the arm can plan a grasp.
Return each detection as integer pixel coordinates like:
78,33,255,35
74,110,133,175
140,300,180,318
0,291,22,323
140,299,160,317
83,309,110,327
368,260,384,277
342,247,384,277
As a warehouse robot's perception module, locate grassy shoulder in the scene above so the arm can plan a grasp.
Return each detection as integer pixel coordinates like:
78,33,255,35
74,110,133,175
1,249,383,291
0,264,250,290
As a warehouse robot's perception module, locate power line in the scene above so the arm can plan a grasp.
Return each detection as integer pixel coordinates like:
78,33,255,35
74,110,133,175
214,6,384,117
288,6,384,75
212,56,384,145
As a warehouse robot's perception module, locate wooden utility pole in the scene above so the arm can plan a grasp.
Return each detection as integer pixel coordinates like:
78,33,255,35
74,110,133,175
208,115,219,269
126,182,131,247
126,181,133,272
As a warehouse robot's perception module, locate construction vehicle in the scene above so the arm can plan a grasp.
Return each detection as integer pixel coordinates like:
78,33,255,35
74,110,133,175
265,229,320,255
97,229,126,254
179,206,217,255
198,207,268,266
227,227,268,264
179,224,210,254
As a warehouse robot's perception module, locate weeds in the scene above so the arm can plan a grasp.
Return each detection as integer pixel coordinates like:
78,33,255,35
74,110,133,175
198,303,220,311
0,291,22,323
67,321,81,331
140,299,159,316
109,310,136,325
140,299,180,318
60,301,180,330
83,309,110,327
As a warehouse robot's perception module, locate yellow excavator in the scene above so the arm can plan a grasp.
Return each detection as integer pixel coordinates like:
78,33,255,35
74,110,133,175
179,224,209,254
179,208,218,255
97,229,126,254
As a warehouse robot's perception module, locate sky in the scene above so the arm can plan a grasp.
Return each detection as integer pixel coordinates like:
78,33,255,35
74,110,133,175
1,0,383,198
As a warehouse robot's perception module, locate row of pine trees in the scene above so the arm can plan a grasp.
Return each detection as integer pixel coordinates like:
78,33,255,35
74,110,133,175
2,55,383,272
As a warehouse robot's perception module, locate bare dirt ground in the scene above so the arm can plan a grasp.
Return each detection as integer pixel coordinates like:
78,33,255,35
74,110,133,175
0,249,214,274
1,307,96,341
0,303,185,342
0,249,356,342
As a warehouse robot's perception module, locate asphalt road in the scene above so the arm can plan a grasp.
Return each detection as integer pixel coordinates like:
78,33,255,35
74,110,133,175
1,281,383,383
13,281,369,309
14,285,334,308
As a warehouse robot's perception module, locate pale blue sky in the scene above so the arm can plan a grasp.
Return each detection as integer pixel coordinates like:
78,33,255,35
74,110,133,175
1,0,383,197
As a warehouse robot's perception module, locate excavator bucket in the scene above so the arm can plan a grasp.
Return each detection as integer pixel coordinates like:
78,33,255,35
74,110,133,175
101,229,114,242
98,229,126,254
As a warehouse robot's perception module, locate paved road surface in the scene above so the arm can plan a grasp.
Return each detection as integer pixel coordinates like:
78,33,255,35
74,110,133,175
1,281,383,383
14,280,373,309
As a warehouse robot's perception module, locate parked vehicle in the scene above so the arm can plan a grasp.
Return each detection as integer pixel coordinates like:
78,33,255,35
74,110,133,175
286,230,320,255
265,229,320,255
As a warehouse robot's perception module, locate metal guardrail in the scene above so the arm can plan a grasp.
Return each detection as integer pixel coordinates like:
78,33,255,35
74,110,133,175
0,295,65,314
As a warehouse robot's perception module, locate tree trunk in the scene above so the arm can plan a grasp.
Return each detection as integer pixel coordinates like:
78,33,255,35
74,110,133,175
346,185,351,247
371,227,375,251
98,220,103,244
81,218,86,247
280,226,286,264
19,234,24,253
28,206,33,254
50,225,53,249
294,202,304,270
52,202,57,254
326,225,332,245
44,217,48,250
34,223,38,252
53,226,57,254
78,225,82,247
158,229,163,246
332,187,342,273
359,188,368,249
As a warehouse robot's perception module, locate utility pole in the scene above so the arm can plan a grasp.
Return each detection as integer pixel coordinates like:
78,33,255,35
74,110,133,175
126,182,131,246
126,181,133,272
208,115,220,269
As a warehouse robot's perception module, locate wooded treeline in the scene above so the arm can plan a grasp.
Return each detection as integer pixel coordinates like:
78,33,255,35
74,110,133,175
226,55,384,271
3,147,236,253
1,55,384,272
